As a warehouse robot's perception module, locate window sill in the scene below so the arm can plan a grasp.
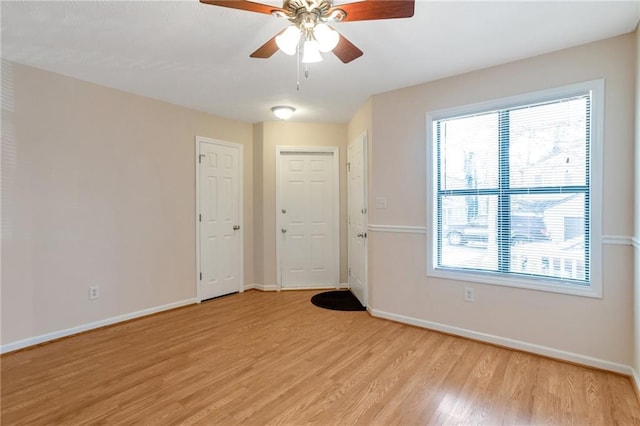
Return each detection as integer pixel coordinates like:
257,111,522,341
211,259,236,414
427,267,602,299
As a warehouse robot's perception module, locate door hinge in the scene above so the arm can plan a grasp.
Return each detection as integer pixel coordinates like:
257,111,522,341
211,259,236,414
199,272,202,280
347,162,351,171
199,154,205,164
348,267,351,276
199,213,202,222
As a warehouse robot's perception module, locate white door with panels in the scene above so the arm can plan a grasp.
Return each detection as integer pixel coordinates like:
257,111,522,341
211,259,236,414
197,137,243,301
348,133,368,307
277,147,339,289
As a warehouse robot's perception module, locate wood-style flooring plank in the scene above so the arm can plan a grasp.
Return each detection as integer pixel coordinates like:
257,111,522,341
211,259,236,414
2,289,639,425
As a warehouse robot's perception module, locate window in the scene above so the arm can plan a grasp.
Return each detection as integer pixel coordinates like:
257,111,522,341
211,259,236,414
427,80,603,297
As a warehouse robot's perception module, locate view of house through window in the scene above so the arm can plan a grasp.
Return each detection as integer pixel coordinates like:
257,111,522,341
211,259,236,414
429,83,601,294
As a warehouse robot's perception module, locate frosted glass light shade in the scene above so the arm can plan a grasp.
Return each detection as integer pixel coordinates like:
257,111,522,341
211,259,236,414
271,105,296,120
302,40,323,63
275,26,301,56
313,24,339,53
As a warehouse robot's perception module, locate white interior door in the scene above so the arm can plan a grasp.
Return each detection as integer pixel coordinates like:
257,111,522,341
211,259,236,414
197,137,243,300
277,148,339,289
348,133,368,306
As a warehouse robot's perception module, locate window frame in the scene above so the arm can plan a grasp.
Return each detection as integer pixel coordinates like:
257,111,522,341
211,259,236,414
426,80,604,298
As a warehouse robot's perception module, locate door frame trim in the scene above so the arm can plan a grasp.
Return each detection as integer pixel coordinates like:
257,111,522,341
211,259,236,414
347,132,368,307
275,146,340,291
195,136,244,302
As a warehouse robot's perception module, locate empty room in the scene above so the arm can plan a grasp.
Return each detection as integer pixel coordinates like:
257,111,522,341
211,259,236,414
2,0,640,424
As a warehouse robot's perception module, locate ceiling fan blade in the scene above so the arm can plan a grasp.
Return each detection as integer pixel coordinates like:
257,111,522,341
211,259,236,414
250,30,284,58
331,0,414,22
332,32,363,64
199,0,284,15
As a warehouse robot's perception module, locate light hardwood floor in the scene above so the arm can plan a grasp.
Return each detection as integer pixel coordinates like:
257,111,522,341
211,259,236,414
2,289,639,425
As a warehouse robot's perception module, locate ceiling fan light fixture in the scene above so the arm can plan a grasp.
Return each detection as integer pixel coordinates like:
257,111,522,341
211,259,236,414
271,105,296,120
313,23,339,53
275,25,301,56
302,40,323,63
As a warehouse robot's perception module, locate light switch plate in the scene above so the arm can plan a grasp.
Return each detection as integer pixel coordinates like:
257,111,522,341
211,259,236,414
375,197,387,209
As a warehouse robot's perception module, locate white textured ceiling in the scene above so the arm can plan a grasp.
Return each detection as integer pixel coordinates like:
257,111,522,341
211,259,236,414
2,1,639,123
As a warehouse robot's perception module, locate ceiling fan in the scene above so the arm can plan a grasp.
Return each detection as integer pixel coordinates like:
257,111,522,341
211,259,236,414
200,0,415,64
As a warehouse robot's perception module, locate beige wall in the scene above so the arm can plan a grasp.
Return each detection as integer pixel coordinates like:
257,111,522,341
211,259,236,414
347,97,372,143
1,61,254,345
256,121,348,286
634,25,640,376
252,123,265,286
368,34,636,365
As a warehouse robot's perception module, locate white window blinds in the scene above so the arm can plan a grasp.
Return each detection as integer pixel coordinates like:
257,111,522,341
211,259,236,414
432,93,593,286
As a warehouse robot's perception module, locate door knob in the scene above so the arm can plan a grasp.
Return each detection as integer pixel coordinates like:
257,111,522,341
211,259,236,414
233,225,240,230
357,233,364,238
281,228,287,233
282,208,287,214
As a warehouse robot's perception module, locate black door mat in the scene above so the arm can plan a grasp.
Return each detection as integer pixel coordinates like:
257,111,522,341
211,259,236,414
310,290,366,311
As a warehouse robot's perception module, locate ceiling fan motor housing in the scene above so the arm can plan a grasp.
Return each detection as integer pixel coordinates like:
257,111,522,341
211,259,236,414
281,0,346,26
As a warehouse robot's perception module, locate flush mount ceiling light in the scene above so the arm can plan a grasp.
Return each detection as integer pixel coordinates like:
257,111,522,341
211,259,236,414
271,105,296,120
200,0,415,64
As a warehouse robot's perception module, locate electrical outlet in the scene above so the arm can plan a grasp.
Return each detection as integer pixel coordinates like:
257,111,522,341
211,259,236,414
89,286,100,300
464,287,474,302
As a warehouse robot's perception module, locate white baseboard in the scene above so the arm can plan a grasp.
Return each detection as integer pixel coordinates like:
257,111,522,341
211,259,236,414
632,368,640,403
281,285,345,291
250,283,348,291
369,307,633,376
1,298,197,354
252,283,278,291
